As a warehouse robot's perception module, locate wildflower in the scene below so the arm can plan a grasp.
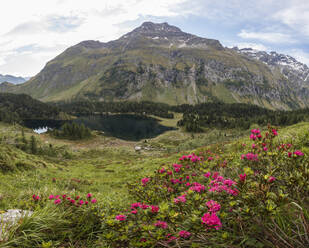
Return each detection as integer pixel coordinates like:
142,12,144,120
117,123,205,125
204,172,211,178
131,202,142,209
294,150,304,156
91,198,97,204
268,176,276,183
201,212,222,230
239,173,247,182
179,230,191,238
151,205,159,213
272,129,278,136
166,234,177,243
62,195,67,199
159,168,166,174
263,146,268,151
208,156,214,161
54,199,61,204
85,201,89,205
141,204,149,209
141,177,150,186
70,199,76,204
49,195,54,200
206,200,221,212
79,200,84,205
288,152,292,158
154,220,168,229
250,134,257,140
75,195,80,200
174,194,186,204
87,193,92,198
131,210,138,214
115,215,127,221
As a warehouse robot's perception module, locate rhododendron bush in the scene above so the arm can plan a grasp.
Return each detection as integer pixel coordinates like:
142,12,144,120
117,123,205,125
100,126,309,247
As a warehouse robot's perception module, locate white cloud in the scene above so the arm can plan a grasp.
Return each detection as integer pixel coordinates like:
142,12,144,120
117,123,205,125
286,49,309,66
273,1,309,37
238,30,295,44
0,0,188,76
233,42,268,51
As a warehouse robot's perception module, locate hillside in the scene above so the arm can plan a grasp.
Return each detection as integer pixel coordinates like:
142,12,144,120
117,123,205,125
0,93,63,123
0,119,308,247
1,22,309,109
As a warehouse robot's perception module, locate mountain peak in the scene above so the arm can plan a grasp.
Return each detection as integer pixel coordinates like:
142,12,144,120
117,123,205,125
139,21,182,33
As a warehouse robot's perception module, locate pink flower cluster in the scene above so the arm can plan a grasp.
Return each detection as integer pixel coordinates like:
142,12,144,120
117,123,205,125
141,177,150,186
115,215,127,221
130,202,159,214
174,194,187,204
288,150,304,158
173,164,182,173
268,176,276,183
32,194,40,201
48,193,97,206
241,153,258,161
154,220,168,229
189,182,206,193
178,230,191,238
206,200,221,213
179,153,202,163
208,173,238,196
250,129,262,140
201,212,222,230
239,173,247,182
272,128,278,136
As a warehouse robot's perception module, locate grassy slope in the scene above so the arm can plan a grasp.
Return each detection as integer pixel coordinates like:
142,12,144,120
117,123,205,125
1,118,308,212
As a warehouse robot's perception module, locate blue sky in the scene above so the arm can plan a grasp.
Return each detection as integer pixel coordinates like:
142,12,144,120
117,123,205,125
0,0,308,76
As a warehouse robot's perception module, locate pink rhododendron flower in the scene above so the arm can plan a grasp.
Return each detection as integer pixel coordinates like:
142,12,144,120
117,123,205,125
201,212,222,230
49,195,54,200
154,220,168,229
87,193,92,198
79,200,84,205
62,195,67,199
174,194,187,204
206,200,221,212
252,144,256,149
178,230,191,238
159,168,166,174
141,177,150,186
70,199,75,204
85,201,88,205
207,156,214,161
250,134,257,140
166,234,178,243
91,198,97,203
151,205,159,213
263,147,268,151
268,176,276,183
115,215,127,221
294,150,304,156
272,129,278,136
131,210,138,214
189,182,206,193
75,195,80,200
204,172,211,178
54,199,61,204
131,202,142,209
239,173,247,182
141,204,149,209
288,152,292,158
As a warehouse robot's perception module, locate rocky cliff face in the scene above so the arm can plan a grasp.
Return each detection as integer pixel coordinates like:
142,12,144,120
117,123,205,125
1,22,308,109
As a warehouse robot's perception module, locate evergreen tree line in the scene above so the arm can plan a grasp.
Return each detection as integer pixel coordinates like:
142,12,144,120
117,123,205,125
56,101,174,119
0,93,60,124
52,122,92,140
174,103,309,132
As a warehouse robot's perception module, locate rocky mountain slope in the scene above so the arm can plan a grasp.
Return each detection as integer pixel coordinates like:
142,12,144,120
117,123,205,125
1,22,308,109
0,74,27,84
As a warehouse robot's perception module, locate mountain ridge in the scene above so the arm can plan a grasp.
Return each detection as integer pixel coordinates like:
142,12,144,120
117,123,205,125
0,21,308,110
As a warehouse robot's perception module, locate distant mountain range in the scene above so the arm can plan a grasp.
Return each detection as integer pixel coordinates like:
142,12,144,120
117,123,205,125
0,21,308,109
0,74,29,84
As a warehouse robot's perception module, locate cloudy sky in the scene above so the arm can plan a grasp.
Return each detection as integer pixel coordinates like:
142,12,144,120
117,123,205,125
0,0,309,77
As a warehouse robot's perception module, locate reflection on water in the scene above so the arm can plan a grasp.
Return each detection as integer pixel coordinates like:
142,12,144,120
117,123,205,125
23,114,176,141
33,127,49,134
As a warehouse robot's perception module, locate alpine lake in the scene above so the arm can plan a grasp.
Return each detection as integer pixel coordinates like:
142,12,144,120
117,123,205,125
23,114,176,141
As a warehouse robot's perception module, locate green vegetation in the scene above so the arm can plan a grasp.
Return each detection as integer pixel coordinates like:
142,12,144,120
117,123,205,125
0,93,62,124
0,117,308,247
175,102,309,132
52,123,92,140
